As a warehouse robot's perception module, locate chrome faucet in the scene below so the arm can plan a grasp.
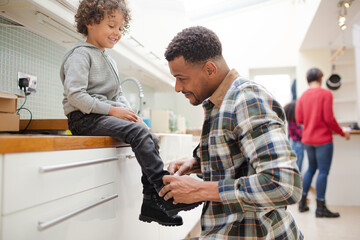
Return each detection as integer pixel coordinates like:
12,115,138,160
121,77,144,116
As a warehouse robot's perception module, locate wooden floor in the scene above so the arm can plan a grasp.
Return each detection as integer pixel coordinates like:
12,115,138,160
288,191,360,240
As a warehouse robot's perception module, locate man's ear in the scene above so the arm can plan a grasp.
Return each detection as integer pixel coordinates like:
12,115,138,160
204,61,217,77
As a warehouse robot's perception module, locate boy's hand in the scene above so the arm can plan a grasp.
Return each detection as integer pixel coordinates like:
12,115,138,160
109,106,138,122
136,117,151,130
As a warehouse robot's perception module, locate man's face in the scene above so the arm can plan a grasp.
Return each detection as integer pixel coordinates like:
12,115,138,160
168,56,213,106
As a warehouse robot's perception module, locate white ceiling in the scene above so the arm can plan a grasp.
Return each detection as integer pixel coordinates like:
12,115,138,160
182,0,272,21
301,0,360,50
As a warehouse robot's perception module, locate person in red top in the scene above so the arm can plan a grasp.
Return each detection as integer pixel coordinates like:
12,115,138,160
295,67,350,218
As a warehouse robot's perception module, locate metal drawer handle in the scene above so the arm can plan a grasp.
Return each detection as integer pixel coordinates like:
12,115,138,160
125,154,136,159
39,156,118,173
38,193,118,231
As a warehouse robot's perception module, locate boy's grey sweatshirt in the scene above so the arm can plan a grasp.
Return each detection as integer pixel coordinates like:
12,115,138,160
60,41,130,116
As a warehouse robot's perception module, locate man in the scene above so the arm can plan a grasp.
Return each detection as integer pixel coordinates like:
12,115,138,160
159,26,303,239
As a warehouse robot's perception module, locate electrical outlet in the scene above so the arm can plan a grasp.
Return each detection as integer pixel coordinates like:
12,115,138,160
17,72,37,94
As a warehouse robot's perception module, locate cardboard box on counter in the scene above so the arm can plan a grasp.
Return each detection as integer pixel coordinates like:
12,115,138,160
0,112,20,131
0,92,20,113
0,92,21,131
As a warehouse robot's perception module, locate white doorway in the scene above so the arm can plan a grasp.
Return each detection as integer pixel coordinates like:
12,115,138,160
249,67,296,107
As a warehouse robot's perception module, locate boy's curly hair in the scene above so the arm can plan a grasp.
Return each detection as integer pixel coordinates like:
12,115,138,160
75,0,131,36
164,26,222,64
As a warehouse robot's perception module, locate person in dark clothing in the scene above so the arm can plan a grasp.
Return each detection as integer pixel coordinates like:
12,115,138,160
284,101,304,172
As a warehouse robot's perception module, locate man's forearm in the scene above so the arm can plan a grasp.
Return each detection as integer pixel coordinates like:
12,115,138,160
198,181,221,202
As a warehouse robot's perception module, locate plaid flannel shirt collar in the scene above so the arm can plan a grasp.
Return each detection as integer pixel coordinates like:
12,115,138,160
207,68,240,108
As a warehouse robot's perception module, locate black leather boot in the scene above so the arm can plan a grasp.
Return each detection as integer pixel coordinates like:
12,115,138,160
316,199,340,218
139,194,183,226
154,184,203,217
298,194,309,212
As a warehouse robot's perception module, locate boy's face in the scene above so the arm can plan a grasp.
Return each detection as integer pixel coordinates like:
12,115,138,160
168,56,214,106
86,9,124,51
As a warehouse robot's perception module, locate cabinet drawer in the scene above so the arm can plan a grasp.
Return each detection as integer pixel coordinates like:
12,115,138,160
3,147,130,215
2,183,120,240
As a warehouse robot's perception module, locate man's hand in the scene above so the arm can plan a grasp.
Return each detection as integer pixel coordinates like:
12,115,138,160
159,175,202,204
159,175,221,204
168,158,201,176
109,106,138,122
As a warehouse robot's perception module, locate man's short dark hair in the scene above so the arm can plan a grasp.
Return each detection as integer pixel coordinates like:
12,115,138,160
164,26,222,63
306,68,323,83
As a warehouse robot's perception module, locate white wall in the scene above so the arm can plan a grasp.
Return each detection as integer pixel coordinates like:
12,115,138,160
296,49,331,96
353,24,360,126
127,0,189,61
192,0,304,76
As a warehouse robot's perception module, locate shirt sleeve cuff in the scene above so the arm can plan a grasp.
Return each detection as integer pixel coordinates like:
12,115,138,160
94,101,111,115
218,179,244,214
192,144,201,165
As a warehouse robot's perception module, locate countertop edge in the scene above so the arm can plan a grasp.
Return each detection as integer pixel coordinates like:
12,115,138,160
0,134,128,154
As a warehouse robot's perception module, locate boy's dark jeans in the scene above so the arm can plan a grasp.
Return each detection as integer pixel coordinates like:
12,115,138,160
67,111,168,194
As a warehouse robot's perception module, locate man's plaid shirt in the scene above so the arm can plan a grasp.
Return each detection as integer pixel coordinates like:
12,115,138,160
195,69,303,239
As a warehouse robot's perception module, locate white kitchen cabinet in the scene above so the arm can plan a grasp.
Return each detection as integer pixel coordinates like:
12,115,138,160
115,135,202,240
3,148,119,215
0,154,3,237
0,147,126,240
326,134,360,206
2,183,119,240
156,133,194,166
0,138,202,240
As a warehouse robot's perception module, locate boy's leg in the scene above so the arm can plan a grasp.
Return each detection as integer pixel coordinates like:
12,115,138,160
68,112,202,216
68,112,167,188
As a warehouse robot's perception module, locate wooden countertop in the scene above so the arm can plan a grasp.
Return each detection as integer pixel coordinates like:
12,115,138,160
0,134,127,154
348,130,360,134
1,129,358,154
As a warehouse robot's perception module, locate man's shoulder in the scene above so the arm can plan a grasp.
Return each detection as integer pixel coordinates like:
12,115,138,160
228,78,271,100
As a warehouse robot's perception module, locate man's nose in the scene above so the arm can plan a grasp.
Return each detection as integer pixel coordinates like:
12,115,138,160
174,80,183,93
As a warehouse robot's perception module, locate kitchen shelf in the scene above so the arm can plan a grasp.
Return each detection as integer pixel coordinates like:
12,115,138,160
333,99,357,104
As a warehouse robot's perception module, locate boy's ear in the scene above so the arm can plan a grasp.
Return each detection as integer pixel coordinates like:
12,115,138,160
86,20,94,30
86,23,93,30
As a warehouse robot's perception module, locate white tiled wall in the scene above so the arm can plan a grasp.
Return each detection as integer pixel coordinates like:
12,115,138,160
0,16,66,119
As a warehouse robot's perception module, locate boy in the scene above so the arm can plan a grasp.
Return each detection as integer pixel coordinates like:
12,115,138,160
60,0,199,226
